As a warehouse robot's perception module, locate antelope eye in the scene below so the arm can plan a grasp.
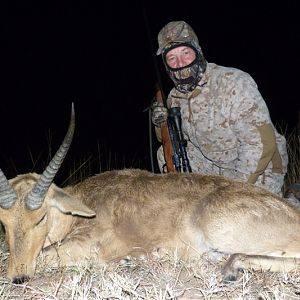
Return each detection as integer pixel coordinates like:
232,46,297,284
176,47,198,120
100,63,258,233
36,214,47,227
1,223,6,234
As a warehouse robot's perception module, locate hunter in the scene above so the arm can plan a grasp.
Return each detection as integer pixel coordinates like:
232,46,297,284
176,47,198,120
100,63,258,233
152,20,288,195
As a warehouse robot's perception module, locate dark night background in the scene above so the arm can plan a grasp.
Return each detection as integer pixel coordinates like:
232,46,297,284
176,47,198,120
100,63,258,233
0,0,299,184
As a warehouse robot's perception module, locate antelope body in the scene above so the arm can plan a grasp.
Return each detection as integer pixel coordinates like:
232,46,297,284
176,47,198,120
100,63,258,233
1,106,300,284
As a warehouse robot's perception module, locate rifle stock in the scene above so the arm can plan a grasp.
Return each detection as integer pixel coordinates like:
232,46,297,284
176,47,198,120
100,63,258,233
155,86,175,172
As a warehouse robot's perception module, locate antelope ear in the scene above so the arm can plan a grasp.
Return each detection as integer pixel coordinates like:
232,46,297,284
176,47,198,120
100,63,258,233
48,185,96,217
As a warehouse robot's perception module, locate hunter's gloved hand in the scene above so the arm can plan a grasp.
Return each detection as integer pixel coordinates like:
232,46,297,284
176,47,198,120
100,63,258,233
151,101,168,126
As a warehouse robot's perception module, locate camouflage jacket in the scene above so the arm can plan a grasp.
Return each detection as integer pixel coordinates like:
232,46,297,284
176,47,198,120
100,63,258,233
158,63,288,183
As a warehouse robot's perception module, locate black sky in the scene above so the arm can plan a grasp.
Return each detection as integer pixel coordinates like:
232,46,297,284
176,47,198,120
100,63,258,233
0,0,299,182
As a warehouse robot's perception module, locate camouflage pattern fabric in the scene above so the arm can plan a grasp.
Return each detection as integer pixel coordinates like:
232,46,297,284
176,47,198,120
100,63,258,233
156,63,288,195
156,21,199,55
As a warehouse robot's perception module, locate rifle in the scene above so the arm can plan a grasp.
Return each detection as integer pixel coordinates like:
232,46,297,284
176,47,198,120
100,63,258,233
141,8,191,172
155,86,175,172
154,85,192,173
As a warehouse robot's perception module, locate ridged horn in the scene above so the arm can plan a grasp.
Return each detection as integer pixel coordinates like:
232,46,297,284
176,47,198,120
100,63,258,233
0,169,17,209
26,103,75,210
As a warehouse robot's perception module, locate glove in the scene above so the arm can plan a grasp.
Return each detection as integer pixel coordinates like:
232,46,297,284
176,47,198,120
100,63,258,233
151,101,168,126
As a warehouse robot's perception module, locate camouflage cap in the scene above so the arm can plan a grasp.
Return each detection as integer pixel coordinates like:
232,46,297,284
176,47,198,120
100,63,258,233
157,21,199,55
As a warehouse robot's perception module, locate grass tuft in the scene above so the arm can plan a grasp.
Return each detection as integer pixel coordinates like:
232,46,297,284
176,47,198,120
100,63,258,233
0,250,300,299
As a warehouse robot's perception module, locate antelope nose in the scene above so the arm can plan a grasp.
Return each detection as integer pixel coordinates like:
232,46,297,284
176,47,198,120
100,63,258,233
12,275,30,284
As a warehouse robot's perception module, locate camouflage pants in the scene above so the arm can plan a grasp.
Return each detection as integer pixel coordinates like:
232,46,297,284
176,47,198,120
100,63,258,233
157,145,285,196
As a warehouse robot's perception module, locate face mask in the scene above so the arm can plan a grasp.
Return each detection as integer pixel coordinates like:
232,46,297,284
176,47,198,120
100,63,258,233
163,43,207,94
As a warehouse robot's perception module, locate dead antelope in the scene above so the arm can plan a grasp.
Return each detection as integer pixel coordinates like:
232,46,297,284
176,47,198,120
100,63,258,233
0,105,300,284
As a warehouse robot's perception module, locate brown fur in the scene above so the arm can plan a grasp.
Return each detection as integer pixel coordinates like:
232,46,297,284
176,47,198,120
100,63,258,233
1,169,300,282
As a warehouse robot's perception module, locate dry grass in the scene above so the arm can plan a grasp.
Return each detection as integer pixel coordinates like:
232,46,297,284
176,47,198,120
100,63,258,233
0,238,300,300
282,129,300,196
